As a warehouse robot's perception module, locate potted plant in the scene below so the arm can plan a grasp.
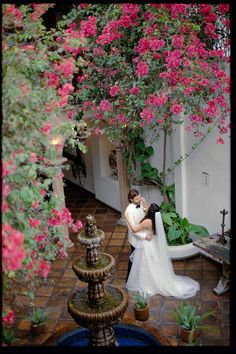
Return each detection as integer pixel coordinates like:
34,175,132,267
160,191,209,260
172,302,215,345
133,291,150,321
28,307,48,335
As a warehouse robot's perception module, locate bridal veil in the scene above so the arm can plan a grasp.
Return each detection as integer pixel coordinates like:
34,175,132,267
126,212,200,299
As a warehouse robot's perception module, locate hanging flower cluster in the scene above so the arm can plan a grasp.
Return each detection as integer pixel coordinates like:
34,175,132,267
70,3,230,144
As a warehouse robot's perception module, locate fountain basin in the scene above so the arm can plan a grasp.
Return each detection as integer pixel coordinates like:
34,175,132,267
53,323,162,346
68,285,128,328
78,229,105,243
73,253,115,282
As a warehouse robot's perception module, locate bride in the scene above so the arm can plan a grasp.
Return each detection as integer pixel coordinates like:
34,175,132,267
125,203,200,299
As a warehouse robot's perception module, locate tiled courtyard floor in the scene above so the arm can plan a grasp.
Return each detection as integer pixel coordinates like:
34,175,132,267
12,180,230,346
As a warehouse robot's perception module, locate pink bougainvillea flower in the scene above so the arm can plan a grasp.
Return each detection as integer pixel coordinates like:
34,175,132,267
217,4,230,13
2,224,26,271
29,152,37,163
40,189,47,196
216,137,224,144
149,39,165,51
165,50,182,69
140,107,155,122
79,3,90,9
2,201,8,213
116,114,128,124
29,218,41,228
19,84,30,95
171,34,185,49
118,15,132,28
122,3,140,16
136,61,149,77
99,99,112,112
95,113,104,120
58,83,74,97
59,249,68,260
130,86,140,95
81,16,97,37
40,123,51,134
109,85,119,97
170,102,184,115
45,72,60,88
5,4,23,20
2,309,15,326
37,259,51,278
146,94,168,107
34,234,46,243
83,101,90,110
159,72,169,79
198,78,209,86
67,110,76,120
219,126,228,134
136,38,150,55
204,100,218,117
75,220,83,230
53,58,75,79
32,200,40,208
190,114,204,123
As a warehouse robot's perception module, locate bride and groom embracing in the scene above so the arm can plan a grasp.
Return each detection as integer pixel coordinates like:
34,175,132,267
125,189,200,299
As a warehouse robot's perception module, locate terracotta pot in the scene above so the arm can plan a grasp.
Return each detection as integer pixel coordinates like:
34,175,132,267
31,323,47,335
181,327,198,343
134,305,149,321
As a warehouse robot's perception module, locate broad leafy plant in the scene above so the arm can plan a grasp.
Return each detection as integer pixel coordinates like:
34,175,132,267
160,185,209,245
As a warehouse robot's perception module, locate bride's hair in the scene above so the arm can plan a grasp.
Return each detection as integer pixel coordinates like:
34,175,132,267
142,203,160,234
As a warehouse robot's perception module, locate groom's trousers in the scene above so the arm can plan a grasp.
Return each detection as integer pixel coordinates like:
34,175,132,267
126,245,135,282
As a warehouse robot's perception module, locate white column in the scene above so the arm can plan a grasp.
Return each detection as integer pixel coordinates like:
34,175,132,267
172,123,187,217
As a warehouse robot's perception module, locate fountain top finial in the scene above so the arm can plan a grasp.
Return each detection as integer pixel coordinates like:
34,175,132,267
84,214,97,237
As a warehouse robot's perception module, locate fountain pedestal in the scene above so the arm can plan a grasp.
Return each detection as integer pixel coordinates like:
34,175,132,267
68,215,128,346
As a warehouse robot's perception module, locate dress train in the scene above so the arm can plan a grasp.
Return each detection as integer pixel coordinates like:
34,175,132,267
126,212,200,299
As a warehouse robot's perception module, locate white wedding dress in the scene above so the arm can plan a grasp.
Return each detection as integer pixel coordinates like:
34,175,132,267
126,212,200,299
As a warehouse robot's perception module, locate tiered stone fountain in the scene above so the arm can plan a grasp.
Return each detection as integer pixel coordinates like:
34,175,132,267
67,215,128,346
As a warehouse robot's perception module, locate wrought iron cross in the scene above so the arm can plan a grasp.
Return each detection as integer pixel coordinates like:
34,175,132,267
217,209,228,246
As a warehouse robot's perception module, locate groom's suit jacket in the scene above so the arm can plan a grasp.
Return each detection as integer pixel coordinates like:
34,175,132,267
125,202,146,248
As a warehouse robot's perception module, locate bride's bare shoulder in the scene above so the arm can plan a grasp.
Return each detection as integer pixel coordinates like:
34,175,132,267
141,218,152,229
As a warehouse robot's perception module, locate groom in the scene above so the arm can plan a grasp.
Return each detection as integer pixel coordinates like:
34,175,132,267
125,188,149,281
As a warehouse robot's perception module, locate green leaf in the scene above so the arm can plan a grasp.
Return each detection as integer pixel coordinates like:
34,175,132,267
162,213,173,226
145,146,154,156
181,217,189,229
168,225,182,241
188,224,209,236
136,154,148,162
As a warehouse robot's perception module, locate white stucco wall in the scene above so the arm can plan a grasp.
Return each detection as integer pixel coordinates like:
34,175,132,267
173,122,230,235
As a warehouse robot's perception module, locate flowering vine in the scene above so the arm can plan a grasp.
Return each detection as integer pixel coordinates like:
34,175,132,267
2,3,88,345
65,3,230,199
